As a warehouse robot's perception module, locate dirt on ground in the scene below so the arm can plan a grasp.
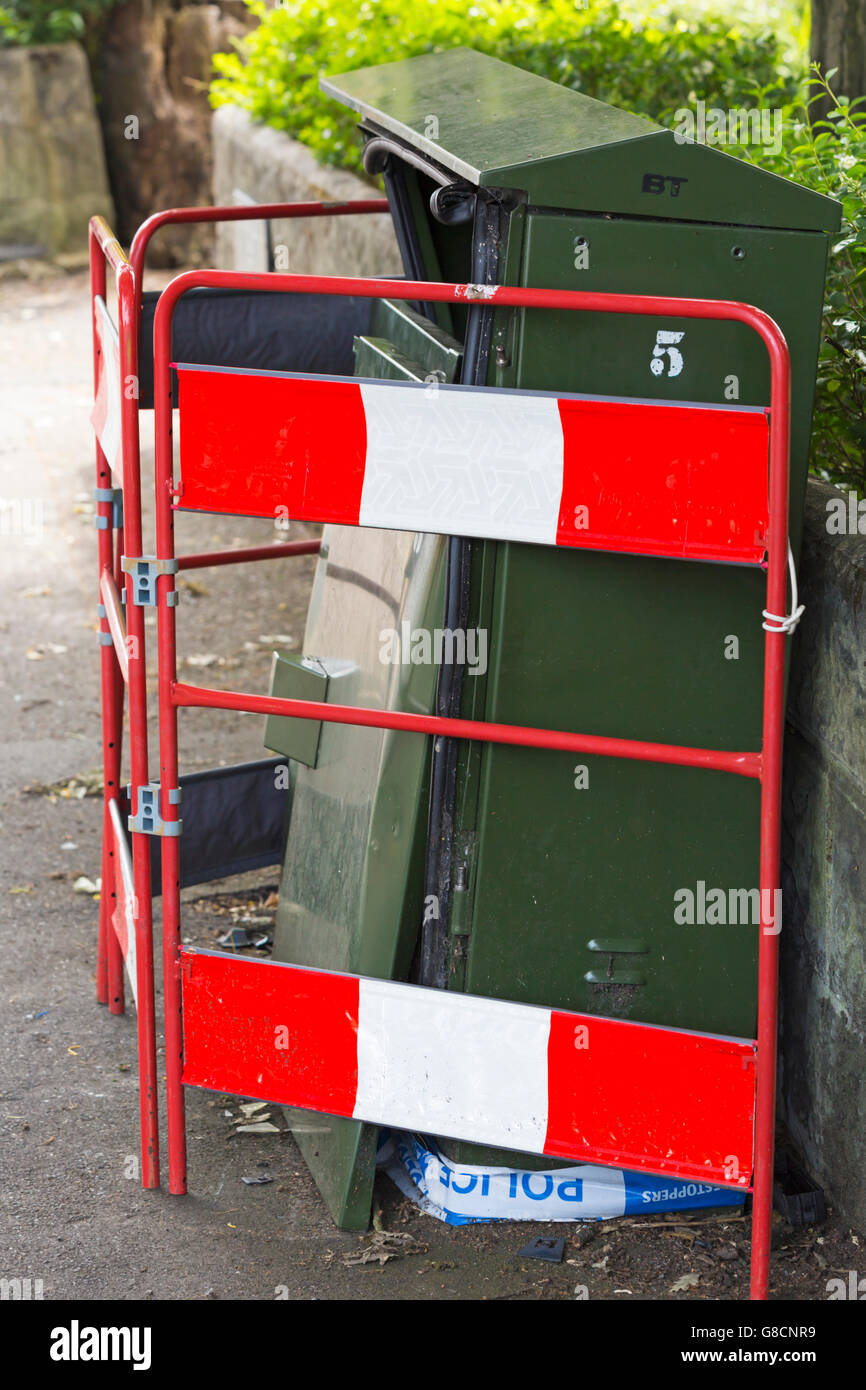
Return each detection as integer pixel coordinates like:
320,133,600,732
0,268,861,1302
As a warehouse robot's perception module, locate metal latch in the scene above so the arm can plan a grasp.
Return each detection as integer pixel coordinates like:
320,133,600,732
94,487,123,531
128,782,182,837
121,555,178,608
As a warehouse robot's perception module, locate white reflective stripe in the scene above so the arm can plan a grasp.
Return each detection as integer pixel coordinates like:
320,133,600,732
108,798,137,1006
358,381,564,544
124,895,138,1006
353,978,550,1151
95,298,122,476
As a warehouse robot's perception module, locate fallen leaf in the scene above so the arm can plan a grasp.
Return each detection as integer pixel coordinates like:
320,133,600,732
343,1231,427,1267
72,876,101,895
23,771,102,799
670,1272,700,1292
25,643,67,659
234,1122,279,1134
9,885,33,895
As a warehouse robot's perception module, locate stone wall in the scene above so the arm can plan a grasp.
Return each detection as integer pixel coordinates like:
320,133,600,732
0,43,114,257
781,479,866,1234
211,105,401,275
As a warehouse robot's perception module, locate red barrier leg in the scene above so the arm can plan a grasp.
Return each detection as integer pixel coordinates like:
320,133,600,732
748,340,791,1301
118,263,160,1190
98,541,124,1019
750,691,784,1297
153,310,186,1194
161,833,185,1194
157,707,185,1193
91,235,112,1007
750,717,783,1300
132,826,159,1189
96,870,109,1005
104,821,124,1015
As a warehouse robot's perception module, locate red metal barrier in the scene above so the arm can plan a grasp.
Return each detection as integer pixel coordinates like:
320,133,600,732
88,200,390,1194
182,948,758,1187
176,365,771,565
148,267,792,1301
89,216,159,1188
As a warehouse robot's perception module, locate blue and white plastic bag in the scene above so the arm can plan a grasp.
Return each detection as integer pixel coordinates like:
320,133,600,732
378,1131,745,1225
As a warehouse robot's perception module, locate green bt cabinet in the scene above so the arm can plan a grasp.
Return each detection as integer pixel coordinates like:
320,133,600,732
262,48,840,1226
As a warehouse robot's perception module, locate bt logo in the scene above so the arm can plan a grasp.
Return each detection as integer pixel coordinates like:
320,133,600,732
642,173,688,198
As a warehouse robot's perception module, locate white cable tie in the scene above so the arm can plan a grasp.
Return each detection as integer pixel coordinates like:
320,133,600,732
762,541,805,635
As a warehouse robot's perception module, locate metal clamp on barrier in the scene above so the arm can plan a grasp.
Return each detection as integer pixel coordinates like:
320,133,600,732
94,486,124,531
96,601,115,645
128,782,182,837
122,555,179,607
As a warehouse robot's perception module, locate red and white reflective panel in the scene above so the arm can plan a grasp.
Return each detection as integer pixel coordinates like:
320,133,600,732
90,297,123,482
108,799,137,1005
181,949,756,1188
176,365,770,565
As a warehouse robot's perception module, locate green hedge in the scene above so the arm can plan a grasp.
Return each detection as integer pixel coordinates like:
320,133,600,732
733,75,866,495
0,0,114,45
211,0,798,173
211,3,864,492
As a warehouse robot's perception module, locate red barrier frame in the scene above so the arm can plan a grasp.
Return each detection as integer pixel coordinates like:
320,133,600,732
88,200,391,1193
89,217,159,1189
88,198,792,1298
150,268,791,1301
